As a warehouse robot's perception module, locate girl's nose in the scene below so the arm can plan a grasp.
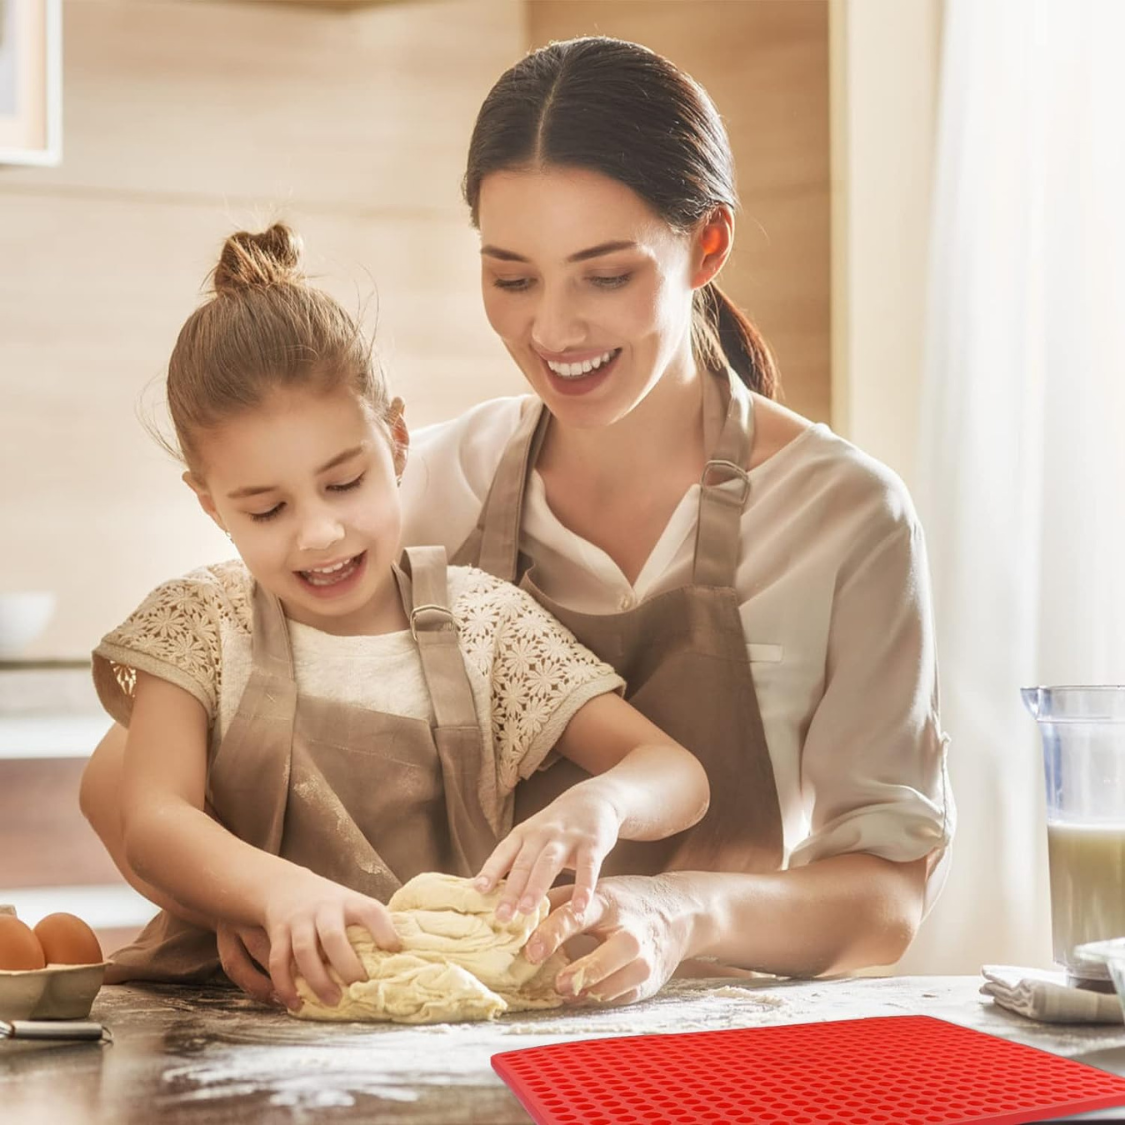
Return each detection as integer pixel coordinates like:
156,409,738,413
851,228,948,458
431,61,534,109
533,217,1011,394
297,510,346,553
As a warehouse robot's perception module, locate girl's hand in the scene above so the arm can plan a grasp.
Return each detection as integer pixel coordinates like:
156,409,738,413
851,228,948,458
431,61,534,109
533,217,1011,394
215,921,278,1007
474,789,620,923
523,875,693,1005
261,872,401,1010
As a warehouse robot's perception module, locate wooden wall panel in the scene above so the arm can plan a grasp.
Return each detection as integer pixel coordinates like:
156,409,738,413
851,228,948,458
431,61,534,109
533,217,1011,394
526,0,831,423
0,0,525,659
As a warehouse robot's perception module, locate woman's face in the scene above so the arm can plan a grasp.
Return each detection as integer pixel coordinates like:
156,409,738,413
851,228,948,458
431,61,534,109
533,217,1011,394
477,166,699,429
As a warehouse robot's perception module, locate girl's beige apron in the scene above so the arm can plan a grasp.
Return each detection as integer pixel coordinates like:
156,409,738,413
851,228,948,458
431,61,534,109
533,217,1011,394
453,370,784,877
107,547,499,984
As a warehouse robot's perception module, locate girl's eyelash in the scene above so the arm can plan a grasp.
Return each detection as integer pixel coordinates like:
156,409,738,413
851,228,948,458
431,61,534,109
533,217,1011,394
248,475,364,523
493,274,633,292
493,277,532,291
329,474,365,492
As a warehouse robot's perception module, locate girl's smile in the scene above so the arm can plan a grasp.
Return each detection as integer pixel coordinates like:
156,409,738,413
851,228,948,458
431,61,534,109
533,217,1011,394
187,386,408,636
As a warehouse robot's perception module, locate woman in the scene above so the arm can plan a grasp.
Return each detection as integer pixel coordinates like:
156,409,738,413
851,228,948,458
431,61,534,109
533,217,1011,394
82,37,952,1008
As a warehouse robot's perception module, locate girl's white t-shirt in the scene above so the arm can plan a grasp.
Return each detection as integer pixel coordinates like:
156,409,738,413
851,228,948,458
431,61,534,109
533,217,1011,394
401,396,955,911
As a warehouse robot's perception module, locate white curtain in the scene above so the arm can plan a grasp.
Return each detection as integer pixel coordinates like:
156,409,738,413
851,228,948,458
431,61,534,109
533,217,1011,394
897,0,1125,975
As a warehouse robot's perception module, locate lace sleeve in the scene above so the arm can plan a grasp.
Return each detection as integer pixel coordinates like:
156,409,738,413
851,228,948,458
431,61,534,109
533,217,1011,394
91,574,229,726
454,569,625,791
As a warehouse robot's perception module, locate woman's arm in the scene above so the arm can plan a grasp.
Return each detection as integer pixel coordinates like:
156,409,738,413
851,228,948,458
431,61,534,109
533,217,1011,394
80,723,213,929
526,854,928,1003
475,693,709,920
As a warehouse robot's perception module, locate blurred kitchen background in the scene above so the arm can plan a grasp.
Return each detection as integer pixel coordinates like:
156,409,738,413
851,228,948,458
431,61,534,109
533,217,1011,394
1,0,1122,979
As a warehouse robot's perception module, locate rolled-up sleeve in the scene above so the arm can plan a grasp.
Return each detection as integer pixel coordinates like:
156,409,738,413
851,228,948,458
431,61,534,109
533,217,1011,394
787,520,954,915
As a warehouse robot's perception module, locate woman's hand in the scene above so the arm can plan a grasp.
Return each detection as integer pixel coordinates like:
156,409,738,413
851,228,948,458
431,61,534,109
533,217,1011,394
215,922,278,1006
523,874,696,1005
260,871,401,1010
474,787,621,923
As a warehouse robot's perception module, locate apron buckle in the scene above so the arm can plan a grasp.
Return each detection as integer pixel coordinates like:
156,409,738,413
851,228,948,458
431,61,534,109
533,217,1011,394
701,458,751,506
410,603,458,641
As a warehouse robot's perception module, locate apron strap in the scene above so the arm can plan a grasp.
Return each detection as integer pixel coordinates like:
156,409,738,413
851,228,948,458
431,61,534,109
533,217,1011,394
692,370,755,590
401,546,479,730
208,581,297,856
400,545,499,868
475,399,549,581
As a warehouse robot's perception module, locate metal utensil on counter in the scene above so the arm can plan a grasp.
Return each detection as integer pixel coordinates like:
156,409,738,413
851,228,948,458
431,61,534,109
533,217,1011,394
0,1019,112,1044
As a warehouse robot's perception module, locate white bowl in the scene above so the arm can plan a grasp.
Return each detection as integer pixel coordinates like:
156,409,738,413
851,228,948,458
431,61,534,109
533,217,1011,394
0,592,56,659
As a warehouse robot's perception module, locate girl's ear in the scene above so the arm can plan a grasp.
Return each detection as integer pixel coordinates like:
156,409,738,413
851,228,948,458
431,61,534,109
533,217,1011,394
389,397,410,481
691,206,735,290
182,471,227,534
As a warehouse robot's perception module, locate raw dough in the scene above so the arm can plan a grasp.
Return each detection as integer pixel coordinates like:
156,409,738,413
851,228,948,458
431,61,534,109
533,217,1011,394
293,872,569,1024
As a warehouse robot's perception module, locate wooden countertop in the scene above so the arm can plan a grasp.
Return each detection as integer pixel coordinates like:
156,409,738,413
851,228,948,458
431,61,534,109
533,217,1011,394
4,975,1125,1123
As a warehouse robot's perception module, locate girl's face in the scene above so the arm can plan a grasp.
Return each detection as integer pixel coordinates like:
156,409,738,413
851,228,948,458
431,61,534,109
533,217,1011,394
477,166,699,428
188,386,407,635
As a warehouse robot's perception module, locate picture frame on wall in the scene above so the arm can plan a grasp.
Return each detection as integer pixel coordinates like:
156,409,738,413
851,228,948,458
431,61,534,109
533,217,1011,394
0,0,62,166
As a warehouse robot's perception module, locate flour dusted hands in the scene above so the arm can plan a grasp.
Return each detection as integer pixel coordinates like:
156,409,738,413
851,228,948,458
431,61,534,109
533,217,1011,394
261,869,401,1010
474,786,621,923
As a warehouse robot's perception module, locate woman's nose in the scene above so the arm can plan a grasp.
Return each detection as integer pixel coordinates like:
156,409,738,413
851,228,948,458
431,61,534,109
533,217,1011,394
530,286,585,354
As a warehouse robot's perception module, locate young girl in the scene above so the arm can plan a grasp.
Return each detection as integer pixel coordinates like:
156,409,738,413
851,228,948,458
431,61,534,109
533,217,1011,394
90,222,709,1012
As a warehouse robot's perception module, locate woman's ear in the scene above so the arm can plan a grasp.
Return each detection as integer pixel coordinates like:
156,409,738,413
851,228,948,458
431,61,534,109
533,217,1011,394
389,397,410,481
182,471,228,535
691,206,735,289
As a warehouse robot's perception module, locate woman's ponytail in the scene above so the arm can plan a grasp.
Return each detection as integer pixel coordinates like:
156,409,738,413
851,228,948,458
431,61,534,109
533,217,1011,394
692,282,779,398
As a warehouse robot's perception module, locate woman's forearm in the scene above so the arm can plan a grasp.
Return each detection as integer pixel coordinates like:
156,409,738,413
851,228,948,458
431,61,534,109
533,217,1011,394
123,800,307,931
672,853,929,977
585,743,710,841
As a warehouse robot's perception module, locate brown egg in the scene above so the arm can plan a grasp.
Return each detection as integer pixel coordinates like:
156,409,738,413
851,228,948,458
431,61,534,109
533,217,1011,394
0,915,47,970
33,913,104,966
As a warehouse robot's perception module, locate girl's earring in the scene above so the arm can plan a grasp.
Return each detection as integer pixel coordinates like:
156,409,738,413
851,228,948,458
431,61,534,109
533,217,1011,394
396,477,402,489
225,531,233,541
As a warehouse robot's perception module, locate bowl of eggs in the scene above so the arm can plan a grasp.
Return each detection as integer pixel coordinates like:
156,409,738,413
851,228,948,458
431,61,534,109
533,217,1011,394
0,905,106,1020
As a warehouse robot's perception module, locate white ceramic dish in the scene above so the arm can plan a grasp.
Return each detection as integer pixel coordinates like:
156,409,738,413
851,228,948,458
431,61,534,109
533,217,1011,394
0,592,56,659
1074,937,1125,1014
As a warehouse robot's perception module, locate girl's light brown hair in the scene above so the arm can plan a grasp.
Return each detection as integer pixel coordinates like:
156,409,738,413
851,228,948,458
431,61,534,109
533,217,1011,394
166,223,392,471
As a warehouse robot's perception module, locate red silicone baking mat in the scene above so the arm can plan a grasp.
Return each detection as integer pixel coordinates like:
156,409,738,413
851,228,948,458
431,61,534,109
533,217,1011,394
492,1015,1125,1125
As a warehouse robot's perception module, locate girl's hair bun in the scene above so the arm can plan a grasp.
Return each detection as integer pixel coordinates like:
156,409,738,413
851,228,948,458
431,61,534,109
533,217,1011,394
212,222,304,294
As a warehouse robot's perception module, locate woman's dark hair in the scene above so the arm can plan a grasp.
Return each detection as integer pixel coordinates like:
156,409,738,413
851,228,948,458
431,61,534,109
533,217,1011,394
464,36,778,398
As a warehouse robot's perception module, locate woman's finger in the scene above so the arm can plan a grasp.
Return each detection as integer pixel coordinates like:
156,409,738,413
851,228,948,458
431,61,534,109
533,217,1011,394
474,833,524,894
495,839,541,921
515,843,571,916
290,920,339,1007
217,926,274,1006
317,908,366,986
556,930,640,999
268,928,298,1011
574,957,651,1004
525,887,608,965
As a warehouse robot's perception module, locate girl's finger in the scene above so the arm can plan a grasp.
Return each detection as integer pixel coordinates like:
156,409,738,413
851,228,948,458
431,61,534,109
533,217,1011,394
218,928,274,1006
515,843,571,916
240,926,273,973
495,839,542,921
569,846,604,919
474,833,524,894
578,959,651,1004
290,920,339,1007
525,888,607,966
268,928,298,1010
351,901,402,952
317,909,366,986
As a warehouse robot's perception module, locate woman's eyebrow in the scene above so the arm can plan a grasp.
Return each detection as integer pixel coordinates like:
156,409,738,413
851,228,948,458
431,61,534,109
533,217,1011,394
225,446,366,500
480,239,638,264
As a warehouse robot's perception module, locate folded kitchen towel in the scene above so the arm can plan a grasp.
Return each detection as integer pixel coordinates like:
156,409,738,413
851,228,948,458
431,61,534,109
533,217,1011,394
981,964,1123,1024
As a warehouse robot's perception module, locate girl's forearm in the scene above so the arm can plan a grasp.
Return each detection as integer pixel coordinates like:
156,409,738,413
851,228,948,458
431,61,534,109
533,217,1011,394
585,743,710,841
123,801,305,930
669,853,928,977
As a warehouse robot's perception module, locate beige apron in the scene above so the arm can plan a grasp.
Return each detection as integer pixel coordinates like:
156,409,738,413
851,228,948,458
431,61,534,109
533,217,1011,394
106,546,500,984
453,370,784,876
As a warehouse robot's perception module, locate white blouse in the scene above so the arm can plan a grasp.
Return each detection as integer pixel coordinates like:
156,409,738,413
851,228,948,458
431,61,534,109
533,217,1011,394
401,396,954,912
